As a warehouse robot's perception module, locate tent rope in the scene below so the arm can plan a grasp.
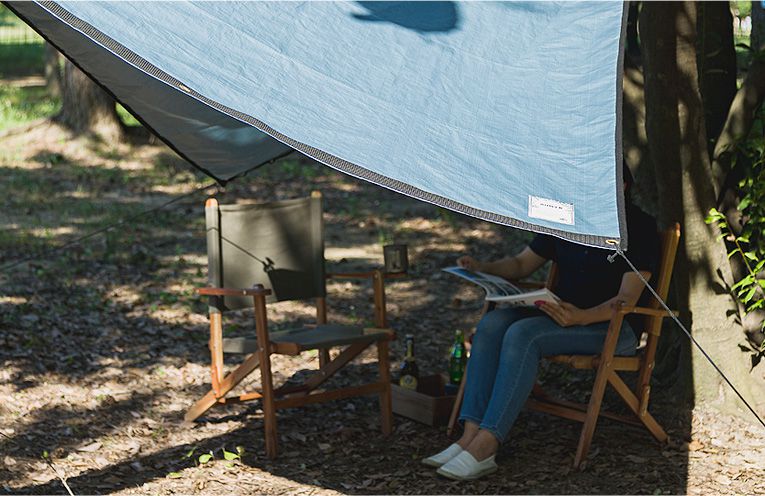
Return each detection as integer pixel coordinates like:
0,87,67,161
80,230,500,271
609,246,765,429
0,181,218,274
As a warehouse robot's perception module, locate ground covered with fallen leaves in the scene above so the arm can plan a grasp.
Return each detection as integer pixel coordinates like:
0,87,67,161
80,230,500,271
2,123,765,495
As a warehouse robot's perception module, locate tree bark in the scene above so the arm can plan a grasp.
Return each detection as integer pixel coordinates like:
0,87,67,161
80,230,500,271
751,1,765,52
710,57,765,203
56,60,124,142
44,43,61,98
623,62,657,216
640,1,760,412
622,3,657,216
696,2,737,155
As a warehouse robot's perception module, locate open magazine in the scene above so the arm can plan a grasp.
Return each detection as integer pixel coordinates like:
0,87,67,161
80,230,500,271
442,266,560,306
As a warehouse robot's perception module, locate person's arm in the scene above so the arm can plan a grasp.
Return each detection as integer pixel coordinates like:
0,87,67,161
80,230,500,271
457,247,548,281
538,271,650,327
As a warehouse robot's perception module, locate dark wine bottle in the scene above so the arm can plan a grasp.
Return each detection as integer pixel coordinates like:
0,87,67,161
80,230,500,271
398,334,419,390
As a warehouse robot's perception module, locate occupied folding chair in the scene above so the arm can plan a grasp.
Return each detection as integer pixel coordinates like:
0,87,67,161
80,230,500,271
447,224,681,468
185,192,396,458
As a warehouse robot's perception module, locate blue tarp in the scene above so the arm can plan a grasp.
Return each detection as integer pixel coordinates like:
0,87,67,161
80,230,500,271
8,1,627,248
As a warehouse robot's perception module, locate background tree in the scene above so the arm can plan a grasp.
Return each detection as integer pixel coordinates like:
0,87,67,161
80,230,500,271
56,59,124,142
639,1,762,412
697,2,737,154
43,42,61,98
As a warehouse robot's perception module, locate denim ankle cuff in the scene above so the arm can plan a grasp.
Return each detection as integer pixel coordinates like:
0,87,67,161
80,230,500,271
478,423,505,444
459,414,483,426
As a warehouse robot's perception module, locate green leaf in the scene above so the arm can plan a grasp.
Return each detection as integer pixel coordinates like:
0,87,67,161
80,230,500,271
728,248,742,259
198,453,213,464
167,472,183,479
223,450,240,461
743,286,757,303
753,260,765,273
744,251,758,261
732,278,749,290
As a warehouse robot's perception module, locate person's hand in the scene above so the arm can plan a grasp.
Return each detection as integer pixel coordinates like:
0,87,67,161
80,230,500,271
538,301,585,327
457,255,483,272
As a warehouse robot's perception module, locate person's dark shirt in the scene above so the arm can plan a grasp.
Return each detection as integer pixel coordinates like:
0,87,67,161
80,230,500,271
528,203,659,336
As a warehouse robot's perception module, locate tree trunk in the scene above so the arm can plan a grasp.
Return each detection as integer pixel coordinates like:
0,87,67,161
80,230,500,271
622,3,657,216
623,62,657,216
640,1,760,413
696,1,737,155
56,60,124,142
44,43,61,98
751,1,765,52
711,57,765,203
626,1,641,60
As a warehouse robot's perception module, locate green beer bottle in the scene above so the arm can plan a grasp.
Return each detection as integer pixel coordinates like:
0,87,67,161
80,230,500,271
448,330,467,385
398,334,419,390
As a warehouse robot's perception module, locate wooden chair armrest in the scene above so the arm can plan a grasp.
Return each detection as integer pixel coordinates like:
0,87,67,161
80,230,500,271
198,287,273,297
617,305,678,318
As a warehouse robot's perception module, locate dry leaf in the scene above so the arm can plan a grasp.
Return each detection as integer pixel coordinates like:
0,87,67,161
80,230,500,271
76,441,102,452
688,440,705,452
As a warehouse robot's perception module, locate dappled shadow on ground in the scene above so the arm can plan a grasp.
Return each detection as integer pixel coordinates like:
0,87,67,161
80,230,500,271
8,121,755,494
7,381,692,495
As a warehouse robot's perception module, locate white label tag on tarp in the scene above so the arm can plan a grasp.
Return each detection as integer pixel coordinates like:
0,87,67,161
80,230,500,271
528,195,575,225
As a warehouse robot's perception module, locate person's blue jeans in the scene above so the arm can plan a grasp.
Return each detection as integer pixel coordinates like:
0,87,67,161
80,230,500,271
459,307,638,442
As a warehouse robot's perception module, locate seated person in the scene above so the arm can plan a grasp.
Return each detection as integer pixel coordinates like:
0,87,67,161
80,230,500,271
424,164,659,480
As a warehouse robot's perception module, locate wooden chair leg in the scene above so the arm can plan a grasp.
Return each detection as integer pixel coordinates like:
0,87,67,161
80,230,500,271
607,372,668,443
573,368,612,468
446,368,467,437
209,312,225,394
261,354,278,459
253,293,278,459
377,340,393,436
185,352,261,422
319,349,331,368
573,312,624,468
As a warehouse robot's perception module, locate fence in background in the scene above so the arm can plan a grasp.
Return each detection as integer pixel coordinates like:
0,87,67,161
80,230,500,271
0,26,41,45
0,6,42,45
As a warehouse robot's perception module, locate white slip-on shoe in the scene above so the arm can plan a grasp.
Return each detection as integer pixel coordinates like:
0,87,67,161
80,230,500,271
436,451,498,480
421,443,464,468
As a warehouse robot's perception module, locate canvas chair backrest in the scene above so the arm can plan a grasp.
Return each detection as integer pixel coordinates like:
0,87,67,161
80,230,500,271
206,194,325,311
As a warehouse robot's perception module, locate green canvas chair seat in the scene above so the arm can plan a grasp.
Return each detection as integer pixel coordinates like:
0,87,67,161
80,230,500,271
222,325,392,354
186,192,395,458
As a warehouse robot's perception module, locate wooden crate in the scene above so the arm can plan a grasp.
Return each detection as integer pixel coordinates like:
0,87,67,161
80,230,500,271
391,374,456,426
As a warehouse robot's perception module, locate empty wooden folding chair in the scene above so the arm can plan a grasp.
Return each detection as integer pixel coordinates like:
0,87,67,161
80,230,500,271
185,192,396,458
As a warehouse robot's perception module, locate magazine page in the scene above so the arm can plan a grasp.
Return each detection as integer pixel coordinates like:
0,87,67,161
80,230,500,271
442,266,521,299
486,288,560,306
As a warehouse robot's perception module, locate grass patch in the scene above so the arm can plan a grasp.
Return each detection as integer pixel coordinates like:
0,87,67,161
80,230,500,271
0,84,59,130
116,104,142,127
0,5,28,28
0,42,44,78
